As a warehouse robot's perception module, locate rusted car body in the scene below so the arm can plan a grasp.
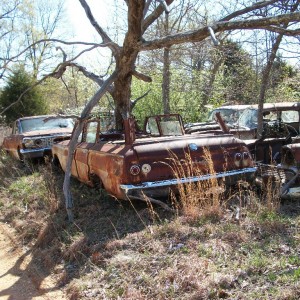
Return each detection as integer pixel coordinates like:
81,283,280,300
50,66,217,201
233,102,300,196
233,102,300,140
234,102,300,164
2,115,74,160
255,144,300,197
52,114,256,200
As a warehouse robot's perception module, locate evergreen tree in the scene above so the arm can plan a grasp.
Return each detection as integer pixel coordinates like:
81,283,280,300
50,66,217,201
0,66,48,124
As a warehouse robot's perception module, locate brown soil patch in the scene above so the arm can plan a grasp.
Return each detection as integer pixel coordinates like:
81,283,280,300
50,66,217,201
0,222,66,300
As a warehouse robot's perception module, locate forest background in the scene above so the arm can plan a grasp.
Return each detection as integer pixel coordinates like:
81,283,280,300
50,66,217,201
0,0,299,127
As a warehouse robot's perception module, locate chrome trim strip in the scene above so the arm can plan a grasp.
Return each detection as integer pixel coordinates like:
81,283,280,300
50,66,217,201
20,147,50,154
120,167,256,191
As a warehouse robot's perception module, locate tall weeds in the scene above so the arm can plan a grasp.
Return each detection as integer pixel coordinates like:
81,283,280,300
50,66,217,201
169,148,225,220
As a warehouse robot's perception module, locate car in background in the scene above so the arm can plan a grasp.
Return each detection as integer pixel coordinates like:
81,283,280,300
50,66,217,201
52,113,256,201
185,104,251,134
232,102,300,139
229,102,300,164
2,115,75,160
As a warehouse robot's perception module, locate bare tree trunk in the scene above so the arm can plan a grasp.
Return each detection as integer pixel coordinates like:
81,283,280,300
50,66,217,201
256,34,283,138
162,10,170,115
257,1,299,137
202,58,222,107
162,46,171,114
63,72,117,222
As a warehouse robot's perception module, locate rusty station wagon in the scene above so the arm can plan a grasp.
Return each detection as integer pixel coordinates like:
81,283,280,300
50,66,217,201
2,115,75,160
52,114,256,201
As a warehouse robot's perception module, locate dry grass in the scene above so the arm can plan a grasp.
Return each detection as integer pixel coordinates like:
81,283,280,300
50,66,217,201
168,148,225,220
0,125,10,145
0,151,299,299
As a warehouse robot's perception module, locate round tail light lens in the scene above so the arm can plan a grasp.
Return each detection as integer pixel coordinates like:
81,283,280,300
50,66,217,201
130,165,141,176
234,152,242,167
243,152,250,166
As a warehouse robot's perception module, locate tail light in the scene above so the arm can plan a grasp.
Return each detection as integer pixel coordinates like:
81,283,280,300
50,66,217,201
242,152,250,167
130,165,140,175
234,153,242,167
234,151,251,167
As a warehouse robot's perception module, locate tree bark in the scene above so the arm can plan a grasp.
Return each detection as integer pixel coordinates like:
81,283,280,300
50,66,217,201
257,1,299,137
162,46,171,114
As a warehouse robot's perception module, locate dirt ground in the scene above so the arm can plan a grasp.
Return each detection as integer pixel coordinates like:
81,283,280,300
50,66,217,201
0,222,66,300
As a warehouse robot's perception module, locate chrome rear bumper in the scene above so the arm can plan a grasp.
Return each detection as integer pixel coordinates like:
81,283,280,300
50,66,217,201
120,167,256,197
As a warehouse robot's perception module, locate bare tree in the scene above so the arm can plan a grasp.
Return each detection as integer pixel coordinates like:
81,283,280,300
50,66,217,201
0,0,22,80
21,0,66,79
0,0,67,82
257,0,300,137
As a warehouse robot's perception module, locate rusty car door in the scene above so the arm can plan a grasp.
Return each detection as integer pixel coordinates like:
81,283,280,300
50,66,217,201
74,120,99,185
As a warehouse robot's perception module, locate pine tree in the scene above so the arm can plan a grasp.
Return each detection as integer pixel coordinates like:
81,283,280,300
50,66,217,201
0,66,48,124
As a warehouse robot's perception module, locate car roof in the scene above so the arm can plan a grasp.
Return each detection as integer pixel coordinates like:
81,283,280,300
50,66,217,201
216,104,252,110
245,102,300,112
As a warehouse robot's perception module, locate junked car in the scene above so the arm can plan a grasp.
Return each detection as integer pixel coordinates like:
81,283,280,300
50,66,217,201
255,143,300,198
231,102,300,164
185,104,251,134
229,102,300,196
2,115,75,160
52,113,256,201
232,102,300,140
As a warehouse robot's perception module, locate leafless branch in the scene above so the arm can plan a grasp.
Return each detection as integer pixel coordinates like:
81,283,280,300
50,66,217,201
157,0,170,14
142,0,175,33
78,0,120,55
220,0,278,22
266,26,300,36
131,89,151,110
0,1,21,19
56,46,67,62
131,69,152,82
143,0,152,17
0,38,112,72
140,12,300,51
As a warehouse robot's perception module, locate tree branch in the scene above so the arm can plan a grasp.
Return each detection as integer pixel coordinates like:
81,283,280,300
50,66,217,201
131,89,151,110
265,26,300,36
140,12,300,51
220,0,278,22
0,38,113,72
142,0,175,33
78,0,120,55
63,71,118,221
131,69,152,82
